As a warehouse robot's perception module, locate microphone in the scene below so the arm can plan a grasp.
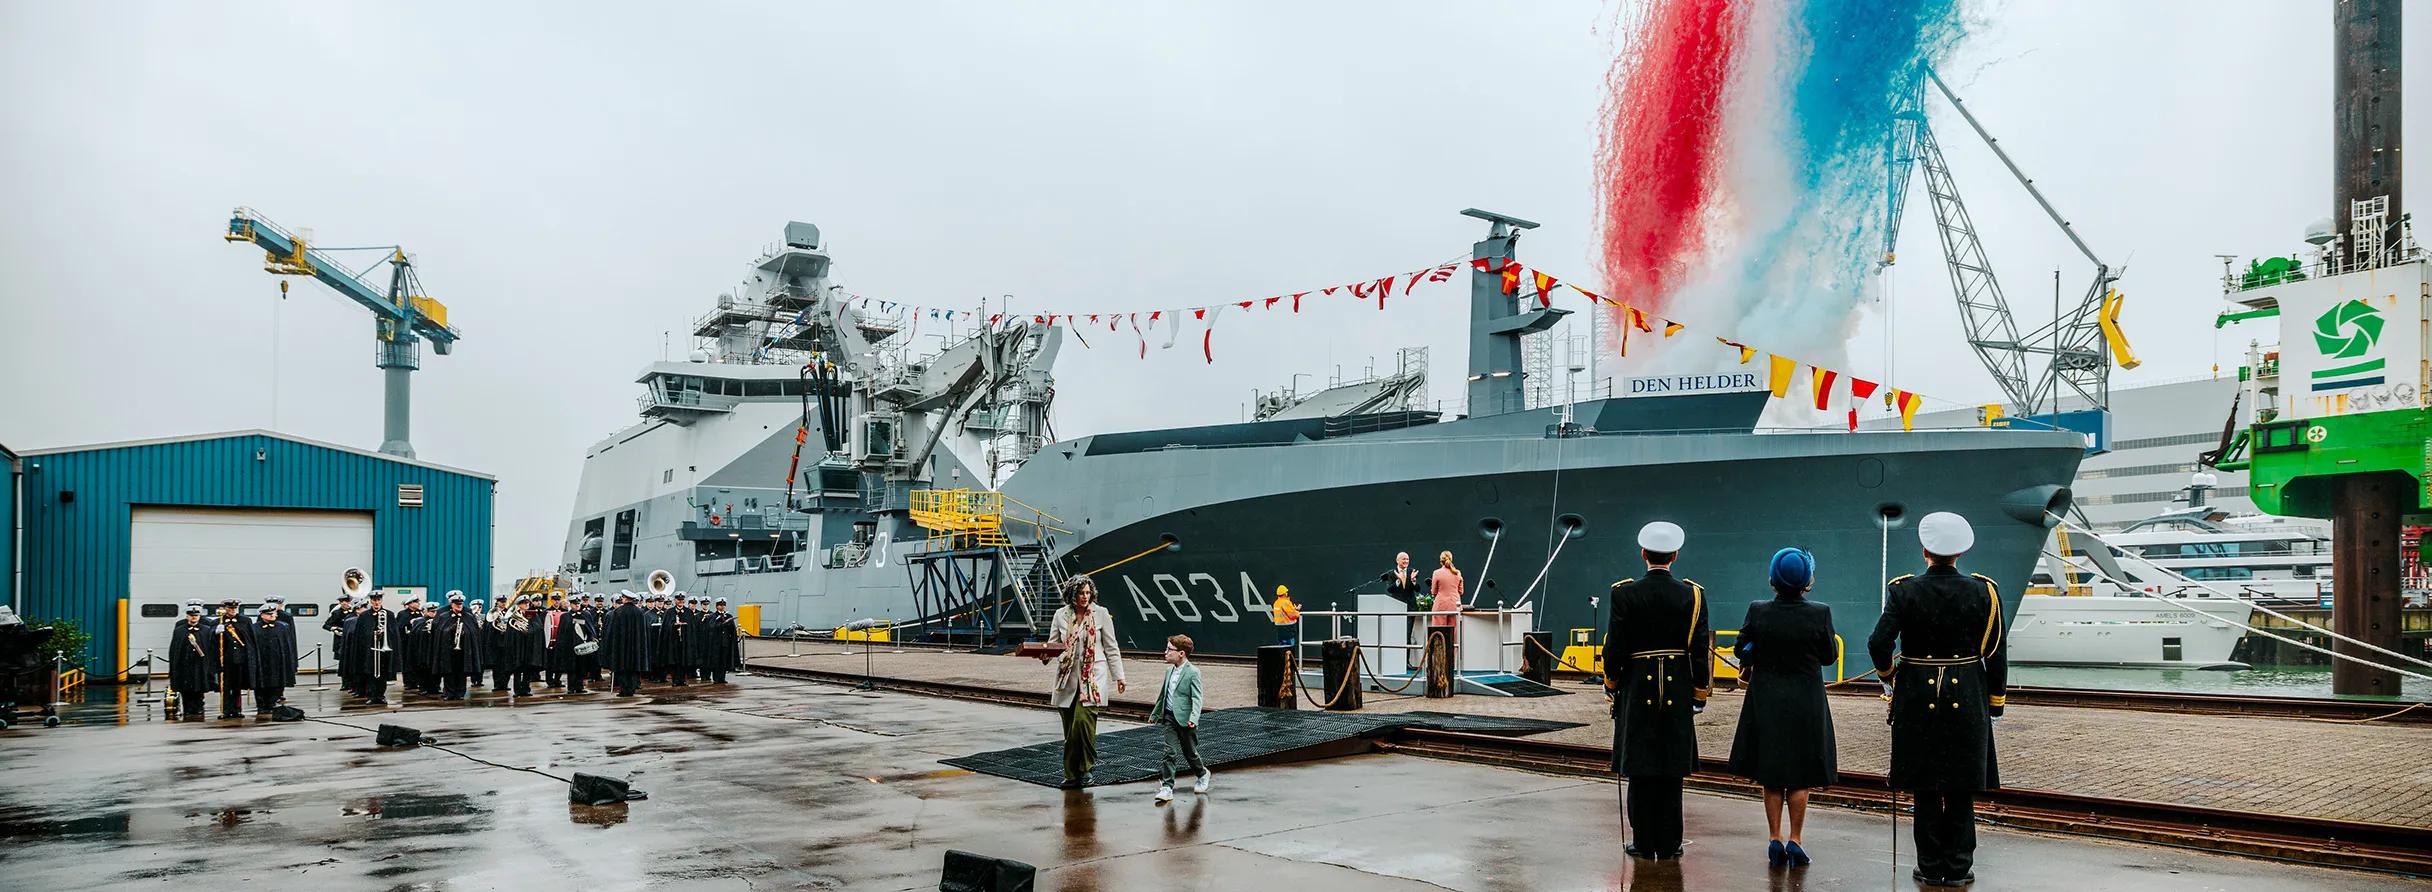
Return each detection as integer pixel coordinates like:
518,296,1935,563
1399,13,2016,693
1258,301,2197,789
1378,571,1394,582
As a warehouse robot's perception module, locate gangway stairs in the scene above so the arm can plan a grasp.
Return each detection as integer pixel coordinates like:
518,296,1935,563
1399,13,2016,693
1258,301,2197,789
903,489,1071,646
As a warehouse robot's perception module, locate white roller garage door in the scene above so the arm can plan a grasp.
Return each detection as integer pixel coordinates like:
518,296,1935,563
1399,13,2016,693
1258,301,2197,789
127,507,373,678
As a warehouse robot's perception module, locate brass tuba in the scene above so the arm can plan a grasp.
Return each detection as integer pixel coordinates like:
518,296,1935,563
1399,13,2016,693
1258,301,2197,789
646,569,675,598
342,566,371,600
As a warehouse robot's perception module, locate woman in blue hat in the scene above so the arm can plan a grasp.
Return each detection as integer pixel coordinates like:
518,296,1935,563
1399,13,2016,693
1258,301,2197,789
1727,547,1840,868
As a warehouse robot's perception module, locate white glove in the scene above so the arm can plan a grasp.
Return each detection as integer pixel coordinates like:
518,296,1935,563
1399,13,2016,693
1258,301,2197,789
1879,679,1894,697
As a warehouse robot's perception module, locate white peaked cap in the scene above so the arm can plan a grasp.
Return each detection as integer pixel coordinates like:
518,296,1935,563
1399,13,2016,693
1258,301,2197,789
1637,521,1686,552
1919,512,1975,556
447,590,466,601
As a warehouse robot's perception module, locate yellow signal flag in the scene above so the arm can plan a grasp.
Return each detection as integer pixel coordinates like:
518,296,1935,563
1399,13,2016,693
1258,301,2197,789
1767,354,1796,398
2099,289,2142,370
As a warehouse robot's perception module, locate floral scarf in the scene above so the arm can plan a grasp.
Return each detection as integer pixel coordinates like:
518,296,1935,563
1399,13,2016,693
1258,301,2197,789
1058,606,1102,706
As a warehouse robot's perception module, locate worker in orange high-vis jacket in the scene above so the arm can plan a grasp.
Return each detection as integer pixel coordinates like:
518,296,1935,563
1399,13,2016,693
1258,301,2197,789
1270,585,1301,647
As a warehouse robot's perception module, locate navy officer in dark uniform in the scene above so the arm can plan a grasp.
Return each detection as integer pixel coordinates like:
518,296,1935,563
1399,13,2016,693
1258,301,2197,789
1868,511,2008,888
1603,520,1712,859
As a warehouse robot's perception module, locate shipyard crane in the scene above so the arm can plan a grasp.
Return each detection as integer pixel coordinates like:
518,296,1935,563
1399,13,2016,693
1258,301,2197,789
223,208,461,458
1881,71,2138,437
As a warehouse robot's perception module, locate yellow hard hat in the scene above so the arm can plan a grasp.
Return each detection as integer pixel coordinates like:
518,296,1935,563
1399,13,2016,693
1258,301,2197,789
1276,584,1290,596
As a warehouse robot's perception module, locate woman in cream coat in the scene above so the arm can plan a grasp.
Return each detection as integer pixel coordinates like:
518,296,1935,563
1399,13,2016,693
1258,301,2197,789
1043,574,1126,787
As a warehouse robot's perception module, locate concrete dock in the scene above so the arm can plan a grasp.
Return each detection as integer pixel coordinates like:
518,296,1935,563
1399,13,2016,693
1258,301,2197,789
745,642,2432,828
2,670,2422,890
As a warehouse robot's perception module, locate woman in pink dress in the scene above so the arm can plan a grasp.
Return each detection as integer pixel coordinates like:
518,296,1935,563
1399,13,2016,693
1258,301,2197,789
1428,550,1464,626
1424,551,1464,682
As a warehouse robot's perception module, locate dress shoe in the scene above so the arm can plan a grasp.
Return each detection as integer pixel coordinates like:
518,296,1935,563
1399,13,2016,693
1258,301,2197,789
1785,840,1810,866
1768,839,1787,867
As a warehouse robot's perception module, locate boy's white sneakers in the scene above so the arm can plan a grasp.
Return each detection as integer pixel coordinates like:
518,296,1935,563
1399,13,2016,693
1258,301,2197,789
1155,785,1175,803
1193,770,1212,794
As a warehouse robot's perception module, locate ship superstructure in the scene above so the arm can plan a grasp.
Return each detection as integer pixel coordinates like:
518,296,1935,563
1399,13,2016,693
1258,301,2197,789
564,214,2087,656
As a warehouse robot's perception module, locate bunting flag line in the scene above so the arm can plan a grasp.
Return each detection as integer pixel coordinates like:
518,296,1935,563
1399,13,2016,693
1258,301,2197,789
1767,355,1797,398
801,257,1976,426
1810,367,1838,411
1847,377,1881,431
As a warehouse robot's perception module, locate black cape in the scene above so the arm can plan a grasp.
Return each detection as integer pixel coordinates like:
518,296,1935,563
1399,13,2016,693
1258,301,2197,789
343,607,401,681
1603,569,1713,778
602,603,653,672
211,614,255,690
250,617,298,688
1868,565,2008,792
1726,595,1839,790
165,618,217,692
430,608,486,674
324,606,356,675
703,611,743,671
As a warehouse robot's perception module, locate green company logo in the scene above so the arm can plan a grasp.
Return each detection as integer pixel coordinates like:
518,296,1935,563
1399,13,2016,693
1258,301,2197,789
2308,299,2386,389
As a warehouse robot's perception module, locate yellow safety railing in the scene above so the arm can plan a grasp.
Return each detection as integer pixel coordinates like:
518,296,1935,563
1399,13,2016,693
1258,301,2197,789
60,667,87,699
909,488,1010,548
1559,628,1846,684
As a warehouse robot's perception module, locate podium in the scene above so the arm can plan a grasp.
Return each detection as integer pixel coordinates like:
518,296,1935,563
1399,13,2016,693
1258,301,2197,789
1351,595,1413,677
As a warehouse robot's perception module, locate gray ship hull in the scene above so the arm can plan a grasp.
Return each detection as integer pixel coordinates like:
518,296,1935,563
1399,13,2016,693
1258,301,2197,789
1004,409,2084,657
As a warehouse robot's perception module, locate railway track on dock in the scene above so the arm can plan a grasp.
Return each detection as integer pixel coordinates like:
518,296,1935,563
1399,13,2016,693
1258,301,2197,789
746,657,2432,874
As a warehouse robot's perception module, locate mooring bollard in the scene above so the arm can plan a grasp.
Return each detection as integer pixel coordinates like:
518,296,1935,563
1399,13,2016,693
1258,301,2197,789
1256,644,1296,709
1521,630,1555,684
1424,628,1455,698
1320,637,1363,711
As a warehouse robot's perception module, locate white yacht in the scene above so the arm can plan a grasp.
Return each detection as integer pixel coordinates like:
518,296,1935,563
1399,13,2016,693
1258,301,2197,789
2010,476,2266,669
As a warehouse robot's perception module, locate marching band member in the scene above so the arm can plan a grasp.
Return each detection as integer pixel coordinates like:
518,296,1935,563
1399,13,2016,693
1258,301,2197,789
167,600,214,720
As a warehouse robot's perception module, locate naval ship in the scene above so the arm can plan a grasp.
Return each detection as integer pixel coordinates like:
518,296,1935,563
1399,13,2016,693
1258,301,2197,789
561,211,2086,656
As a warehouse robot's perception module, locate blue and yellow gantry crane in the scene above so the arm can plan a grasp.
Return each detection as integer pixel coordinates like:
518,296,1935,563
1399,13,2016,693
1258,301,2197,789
223,207,462,458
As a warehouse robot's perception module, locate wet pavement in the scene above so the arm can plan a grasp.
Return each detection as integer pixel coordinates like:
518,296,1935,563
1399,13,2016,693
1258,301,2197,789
748,642,2432,828
1,675,2419,891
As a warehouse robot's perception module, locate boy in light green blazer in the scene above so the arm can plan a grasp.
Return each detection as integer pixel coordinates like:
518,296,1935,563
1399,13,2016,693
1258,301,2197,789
1152,634,1210,802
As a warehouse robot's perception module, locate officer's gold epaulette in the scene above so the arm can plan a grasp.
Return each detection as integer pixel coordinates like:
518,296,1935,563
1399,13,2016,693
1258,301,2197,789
1970,573,2001,595
1611,578,1636,590
1887,573,1916,586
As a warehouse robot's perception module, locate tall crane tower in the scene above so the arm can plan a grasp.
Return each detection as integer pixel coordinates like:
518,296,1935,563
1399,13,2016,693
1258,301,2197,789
223,208,462,458
1881,72,2139,447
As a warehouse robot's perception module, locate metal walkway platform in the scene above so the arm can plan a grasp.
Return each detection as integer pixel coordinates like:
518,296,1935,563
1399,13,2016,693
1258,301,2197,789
942,707,1581,787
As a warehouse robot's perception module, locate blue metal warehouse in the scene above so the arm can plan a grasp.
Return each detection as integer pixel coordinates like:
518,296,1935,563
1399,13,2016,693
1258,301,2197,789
12,430,492,673
2,440,18,613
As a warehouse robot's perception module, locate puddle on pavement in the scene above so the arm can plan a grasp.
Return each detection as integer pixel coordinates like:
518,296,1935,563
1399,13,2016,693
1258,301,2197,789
568,803,631,827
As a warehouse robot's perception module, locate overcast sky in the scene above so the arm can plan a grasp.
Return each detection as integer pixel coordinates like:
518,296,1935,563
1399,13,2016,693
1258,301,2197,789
4,1,2424,589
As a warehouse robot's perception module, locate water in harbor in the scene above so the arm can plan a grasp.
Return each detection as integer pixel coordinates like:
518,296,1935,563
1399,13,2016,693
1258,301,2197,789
2014,664,2432,703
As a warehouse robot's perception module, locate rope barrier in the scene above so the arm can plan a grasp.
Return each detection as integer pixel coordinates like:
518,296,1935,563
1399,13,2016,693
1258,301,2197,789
1352,639,1427,695
1294,642,1367,709
2295,701,2431,725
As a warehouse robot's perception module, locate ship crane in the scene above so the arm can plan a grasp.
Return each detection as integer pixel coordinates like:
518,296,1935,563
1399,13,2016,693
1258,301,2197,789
1881,71,2138,441
223,208,462,458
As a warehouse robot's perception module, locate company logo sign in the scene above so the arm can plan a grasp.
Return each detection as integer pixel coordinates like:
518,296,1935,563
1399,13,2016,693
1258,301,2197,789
2308,299,2386,392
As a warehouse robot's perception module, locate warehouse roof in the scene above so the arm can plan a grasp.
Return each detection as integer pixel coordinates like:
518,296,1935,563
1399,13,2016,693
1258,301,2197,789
14,429,494,481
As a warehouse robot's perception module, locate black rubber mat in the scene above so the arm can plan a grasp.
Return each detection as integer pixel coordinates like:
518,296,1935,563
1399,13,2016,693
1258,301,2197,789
1477,678,1569,697
942,707,1583,788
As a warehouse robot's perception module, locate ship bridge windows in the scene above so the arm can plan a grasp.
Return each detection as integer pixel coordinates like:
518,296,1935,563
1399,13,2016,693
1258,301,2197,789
579,518,605,574
610,509,637,571
647,372,807,400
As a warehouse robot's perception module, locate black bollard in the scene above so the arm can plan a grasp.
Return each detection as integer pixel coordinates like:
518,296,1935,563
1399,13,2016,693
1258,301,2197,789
1255,645,1297,709
1319,637,1363,711
1520,630,1554,684
1424,628,1455,698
